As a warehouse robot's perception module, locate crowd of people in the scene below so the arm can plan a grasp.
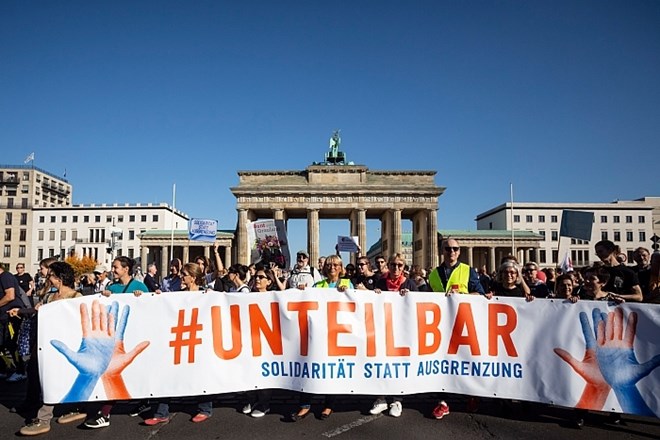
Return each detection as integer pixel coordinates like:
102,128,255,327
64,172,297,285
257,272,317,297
1,239,659,435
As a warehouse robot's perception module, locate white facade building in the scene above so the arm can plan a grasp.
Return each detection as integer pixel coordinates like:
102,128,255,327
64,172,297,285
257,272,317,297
30,203,188,271
476,201,655,267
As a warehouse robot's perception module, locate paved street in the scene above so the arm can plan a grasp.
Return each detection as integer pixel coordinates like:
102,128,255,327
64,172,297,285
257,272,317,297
2,380,659,439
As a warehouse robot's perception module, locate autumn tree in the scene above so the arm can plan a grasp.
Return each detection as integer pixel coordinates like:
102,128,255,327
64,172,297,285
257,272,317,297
65,254,98,279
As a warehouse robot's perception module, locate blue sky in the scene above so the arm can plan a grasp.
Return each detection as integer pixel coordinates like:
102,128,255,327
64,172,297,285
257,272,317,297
2,1,659,258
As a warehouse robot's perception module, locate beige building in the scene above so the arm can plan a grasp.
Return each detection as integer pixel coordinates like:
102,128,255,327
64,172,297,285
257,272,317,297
1,164,72,270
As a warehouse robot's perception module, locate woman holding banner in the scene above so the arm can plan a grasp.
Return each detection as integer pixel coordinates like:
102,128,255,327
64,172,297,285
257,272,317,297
290,255,353,421
144,263,215,425
369,253,418,418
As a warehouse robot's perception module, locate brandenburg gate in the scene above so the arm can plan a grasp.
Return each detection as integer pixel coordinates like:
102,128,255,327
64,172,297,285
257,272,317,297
231,132,445,268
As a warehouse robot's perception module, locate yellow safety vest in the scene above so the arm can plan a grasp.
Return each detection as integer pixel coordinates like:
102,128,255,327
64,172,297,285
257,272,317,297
428,263,470,293
314,278,352,289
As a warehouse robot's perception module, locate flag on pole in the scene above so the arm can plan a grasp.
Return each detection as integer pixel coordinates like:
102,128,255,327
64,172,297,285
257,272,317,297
560,251,573,273
24,152,35,164
559,210,594,241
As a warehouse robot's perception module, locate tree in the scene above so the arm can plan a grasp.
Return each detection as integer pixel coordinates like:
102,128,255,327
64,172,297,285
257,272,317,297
65,254,98,280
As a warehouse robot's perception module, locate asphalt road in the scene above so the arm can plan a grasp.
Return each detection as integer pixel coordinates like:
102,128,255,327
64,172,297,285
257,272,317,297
2,379,659,439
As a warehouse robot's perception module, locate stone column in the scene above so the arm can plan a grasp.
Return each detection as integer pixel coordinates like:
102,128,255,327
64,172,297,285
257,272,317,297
357,209,367,258
140,245,148,273
182,245,189,264
237,209,249,265
273,209,285,221
467,246,474,267
427,209,438,269
160,246,169,280
489,247,497,274
392,209,402,256
204,245,210,259
224,246,232,267
307,209,319,264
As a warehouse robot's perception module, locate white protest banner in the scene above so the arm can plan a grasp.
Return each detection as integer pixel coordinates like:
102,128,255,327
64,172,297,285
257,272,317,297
188,218,217,242
38,292,660,418
337,236,360,253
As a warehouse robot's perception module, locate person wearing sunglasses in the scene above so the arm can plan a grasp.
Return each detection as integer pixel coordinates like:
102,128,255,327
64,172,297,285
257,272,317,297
242,268,279,418
369,253,419,418
353,257,378,290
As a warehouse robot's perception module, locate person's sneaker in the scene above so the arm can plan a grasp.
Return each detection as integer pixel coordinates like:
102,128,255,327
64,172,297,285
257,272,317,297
129,403,152,417
57,411,87,424
369,400,388,415
84,413,110,429
191,413,210,423
241,403,252,414
6,372,28,382
432,401,450,420
389,401,402,418
144,417,169,426
250,408,270,418
20,420,51,436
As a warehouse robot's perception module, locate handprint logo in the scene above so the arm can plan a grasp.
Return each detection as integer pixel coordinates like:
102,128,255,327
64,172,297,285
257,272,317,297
51,299,149,402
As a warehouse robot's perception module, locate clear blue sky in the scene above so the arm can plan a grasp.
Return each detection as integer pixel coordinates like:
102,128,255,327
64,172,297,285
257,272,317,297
2,1,659,258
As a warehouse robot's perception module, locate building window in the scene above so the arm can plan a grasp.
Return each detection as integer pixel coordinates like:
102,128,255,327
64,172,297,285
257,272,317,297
18,245,26,258
551,215,558,223
118,215,124,223
129,215,135,222
7,198,14,208
19,229,26,241
129,230,135,240
128,248,134,258
72,230,78,241
639,231,646,242
538,215,545,223
601,231,608,240
4,229,11,241
22,172,29,181
639,216,645,223
626,231,633,242
95,215,101,223
61,216,67,222
5,213,12,225
513,215,520,223
614,231,621,241
539,230,546,239
73,215,78,222
20,213,27,225
551,230,558,241
38,230,44,240
626,216,632,223
552,250,558,264
21,185,29,194
601,215,607,223
539,250,546,263
107,215,112,222
613,216,620,223
571,238,576,245
84,216,89,222
526,215,532,222
37,248,43,261
4,245,11,258
21,198,28,208
49,230,55,241
60,230,66,241
48,248,54,257
141,215,147,222
152,215,159,222
489,222,493,230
